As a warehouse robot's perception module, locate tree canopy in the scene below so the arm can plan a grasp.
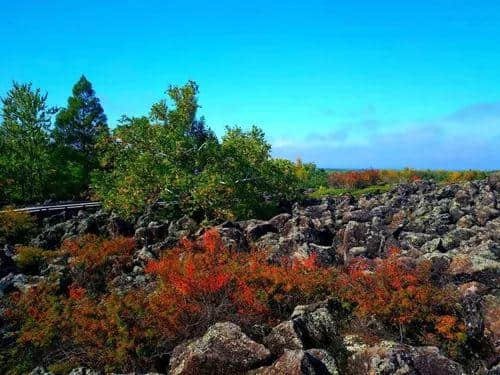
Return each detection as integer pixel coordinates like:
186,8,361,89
53,75,108,186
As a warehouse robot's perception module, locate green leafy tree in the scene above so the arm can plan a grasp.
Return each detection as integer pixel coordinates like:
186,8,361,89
0,82,57,202
294,157,329,189
192,126,301,220
53,75,108,187
92,81,300,221
92,81,217,218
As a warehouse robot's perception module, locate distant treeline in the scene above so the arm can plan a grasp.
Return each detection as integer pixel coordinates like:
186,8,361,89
0,79,326,222
0,78,493,221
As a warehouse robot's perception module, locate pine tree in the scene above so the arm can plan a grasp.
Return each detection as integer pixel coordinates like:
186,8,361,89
53,75,108,185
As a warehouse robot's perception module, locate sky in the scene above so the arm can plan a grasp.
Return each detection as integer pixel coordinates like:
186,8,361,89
1,1,499,169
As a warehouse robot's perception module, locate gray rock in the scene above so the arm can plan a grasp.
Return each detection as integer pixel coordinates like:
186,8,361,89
248,349,338,375
169,322,271,375
245,221,277,241
345,339,466,375
68,368,102,375
30,368,53,375
264,302,342,357
0,273,26,297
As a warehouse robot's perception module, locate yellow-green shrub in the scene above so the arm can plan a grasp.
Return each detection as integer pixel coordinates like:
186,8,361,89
0,207,35,244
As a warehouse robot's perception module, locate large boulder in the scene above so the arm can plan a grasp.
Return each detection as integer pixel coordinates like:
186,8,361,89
248,349,338,375
0,273,26,298
264,301,344,358
482,294,500,359
488,171,500,191
344,338,466,375
68,368,102,375
168,322,271,375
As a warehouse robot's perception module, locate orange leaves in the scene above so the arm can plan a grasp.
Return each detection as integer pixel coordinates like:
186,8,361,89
328,169,381,189
145,229,332,337
68,284,86,300
4,228,469,370
62,234,135,270
338,250,465,344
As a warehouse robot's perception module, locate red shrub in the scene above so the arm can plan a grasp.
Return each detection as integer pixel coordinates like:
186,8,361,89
328,169,381,189
146,228,334,338
60,235,136,294
337,249,466,344
62,234,135,270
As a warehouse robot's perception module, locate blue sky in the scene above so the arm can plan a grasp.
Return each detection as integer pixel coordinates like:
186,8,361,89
1,1,499,169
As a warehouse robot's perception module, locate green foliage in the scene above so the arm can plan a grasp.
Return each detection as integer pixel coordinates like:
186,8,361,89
14,246,51,275
53,75,108,188
309,184,392,199
294,157,329,189
191,127,301,220
0,82,57,202
92,82,300,221
0,208,36,244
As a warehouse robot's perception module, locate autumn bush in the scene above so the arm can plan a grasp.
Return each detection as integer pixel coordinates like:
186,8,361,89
337,249,467,351
0,207,35,244
60,234,135,294
327,168,489,191
1,281,159,373
146,228,335,339
1,229,335,373
328,169,381,189
1,230,471,373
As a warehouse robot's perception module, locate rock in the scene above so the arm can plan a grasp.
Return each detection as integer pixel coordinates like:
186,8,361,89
264,302,342,357
422,238,443,253
342,209,371,223
482,294,500,357
268,213,291,232
461,294,484,341
248,349,338,375
30,368,53,375
68,368,102,375
348,246,367,257
31,222,69,249
488,171,500,191
168,322,271,375
458,281,488,297
447,254,500,288
400,232,433,248
457,214,476,228
264,320,303,356
0,273,26,297
245,221,277,242
476,207,499,226
487,363,500,374
307,243,337,266
107,213,134,237
215,223,248,252
345,339,466,375
168,216,197,239
0,245,17,279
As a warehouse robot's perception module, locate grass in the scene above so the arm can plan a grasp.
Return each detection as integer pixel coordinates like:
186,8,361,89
308,184,393,199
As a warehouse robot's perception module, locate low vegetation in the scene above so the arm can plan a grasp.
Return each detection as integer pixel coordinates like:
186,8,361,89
0,229,469,373
0,208,35,244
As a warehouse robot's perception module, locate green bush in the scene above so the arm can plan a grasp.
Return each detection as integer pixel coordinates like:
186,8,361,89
15,246,50,275
0,208,35,244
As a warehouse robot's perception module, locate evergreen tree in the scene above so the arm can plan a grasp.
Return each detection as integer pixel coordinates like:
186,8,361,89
0,82,57,202
53,75,108,185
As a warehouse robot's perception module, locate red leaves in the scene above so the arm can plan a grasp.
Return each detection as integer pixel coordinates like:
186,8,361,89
145,229,332,337
328,169,381,189
68,284,86,300
62,234,135,270
338,250,465,344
